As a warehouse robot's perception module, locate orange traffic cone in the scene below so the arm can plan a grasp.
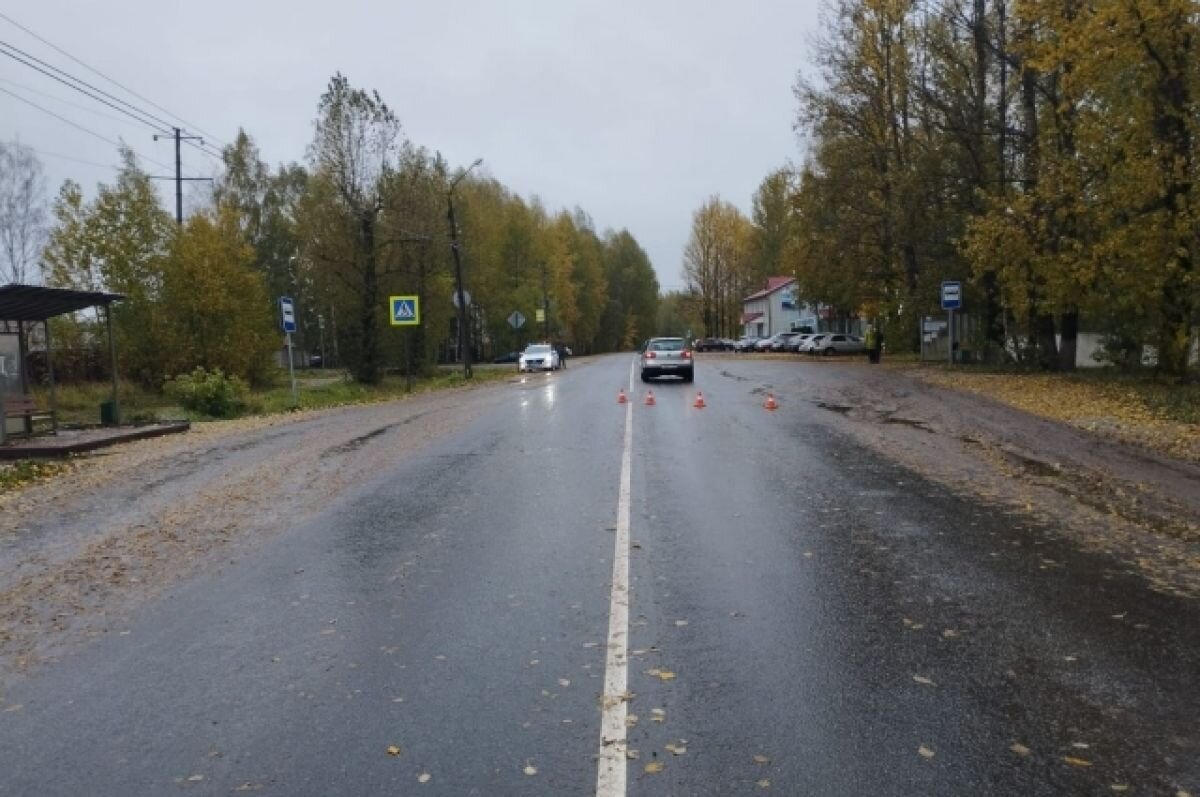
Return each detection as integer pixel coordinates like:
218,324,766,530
617,389,628,405
764,393,779,411
645,390,656,406
693,391,707,409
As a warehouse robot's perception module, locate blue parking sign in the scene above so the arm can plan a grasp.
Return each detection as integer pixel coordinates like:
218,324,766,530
389,296,420,326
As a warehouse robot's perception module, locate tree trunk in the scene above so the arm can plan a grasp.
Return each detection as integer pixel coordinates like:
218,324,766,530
1034,312,1058,370
357,212,381,384
1058,310,1078,371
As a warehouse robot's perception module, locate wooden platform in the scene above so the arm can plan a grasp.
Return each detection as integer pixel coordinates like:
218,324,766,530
0,422,190,459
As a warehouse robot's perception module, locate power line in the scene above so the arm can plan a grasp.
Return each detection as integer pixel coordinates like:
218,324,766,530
0,39,175,135
0,38,225,165
0,10,228,148
27,147,121,171
0,85,177,173
0,76,152,132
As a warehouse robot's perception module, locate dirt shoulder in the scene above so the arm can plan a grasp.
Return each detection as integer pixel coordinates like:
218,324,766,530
766,359,1200,598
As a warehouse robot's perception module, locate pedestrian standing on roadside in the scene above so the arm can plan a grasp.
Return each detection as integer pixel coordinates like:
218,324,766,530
865,325,878,364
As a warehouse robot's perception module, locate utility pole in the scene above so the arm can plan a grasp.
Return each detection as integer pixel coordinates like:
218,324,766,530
445,156,483,379
540,261,550,340
152,127,209,224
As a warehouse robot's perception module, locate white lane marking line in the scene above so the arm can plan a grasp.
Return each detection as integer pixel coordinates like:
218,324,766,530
596,360,636,796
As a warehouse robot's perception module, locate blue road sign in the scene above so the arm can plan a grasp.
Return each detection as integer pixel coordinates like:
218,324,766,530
940,281,963,310
278,296,297,333
390,296,420,326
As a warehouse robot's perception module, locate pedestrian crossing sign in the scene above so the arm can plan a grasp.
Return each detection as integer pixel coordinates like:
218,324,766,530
389,296,420,326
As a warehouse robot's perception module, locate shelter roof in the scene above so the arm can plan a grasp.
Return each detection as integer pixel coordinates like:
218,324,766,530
0,284,123,322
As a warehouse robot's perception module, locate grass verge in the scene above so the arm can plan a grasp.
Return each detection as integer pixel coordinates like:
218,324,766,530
899,363,1200,462
0,459,77,494
30,366,517,425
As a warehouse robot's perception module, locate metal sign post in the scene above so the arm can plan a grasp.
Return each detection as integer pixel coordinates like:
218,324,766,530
940,281,962,365
390,296,422,391
279,297,298,409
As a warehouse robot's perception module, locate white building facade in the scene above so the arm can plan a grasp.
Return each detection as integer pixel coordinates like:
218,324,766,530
741,277,819,338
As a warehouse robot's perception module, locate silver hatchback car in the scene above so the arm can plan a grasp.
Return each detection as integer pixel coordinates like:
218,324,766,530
640,337,694,382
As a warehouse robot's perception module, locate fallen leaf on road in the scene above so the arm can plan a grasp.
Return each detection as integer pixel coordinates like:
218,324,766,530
2,704,22,713
386,745,401,757
417,773,431,783
233,784,264,792
1063,756,1093,767
650,708,666,721
558,678,570,688
753,754,771,764
626,714,639,727
913,675,936,686
757,779,771,789
941,629,959,639
918,745,936,759
645,762,665,774
583,642,599,648
1010,743,1031,756
1111,785,1129,792
1071,742,1090,750
523,764,538,776
186,774,205,782
674,620,689,627
626,749,640,760
665,741,687,755
656,670,677,681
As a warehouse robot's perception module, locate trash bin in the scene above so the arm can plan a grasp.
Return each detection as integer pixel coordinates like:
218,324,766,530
100,400,117,426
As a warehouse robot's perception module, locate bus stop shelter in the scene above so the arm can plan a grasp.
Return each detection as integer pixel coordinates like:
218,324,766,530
0,284,123,444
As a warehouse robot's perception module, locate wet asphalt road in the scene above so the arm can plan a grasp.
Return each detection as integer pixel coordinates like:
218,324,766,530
0,354,1196,796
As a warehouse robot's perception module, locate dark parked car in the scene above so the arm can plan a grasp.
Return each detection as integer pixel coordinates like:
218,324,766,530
694,337,732,352
492,350,520,364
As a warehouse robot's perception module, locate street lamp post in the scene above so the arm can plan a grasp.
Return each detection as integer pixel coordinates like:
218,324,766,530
447,157,483,379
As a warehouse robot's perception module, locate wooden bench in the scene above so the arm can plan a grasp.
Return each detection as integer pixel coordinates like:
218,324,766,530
2,394,55,434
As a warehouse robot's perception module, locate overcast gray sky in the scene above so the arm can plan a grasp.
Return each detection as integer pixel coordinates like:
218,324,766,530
1,1,818,290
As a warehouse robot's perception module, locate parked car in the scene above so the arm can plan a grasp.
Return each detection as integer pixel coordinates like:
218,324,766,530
810,333,865,356
518,344,560,372
640,337,694,382
693,337,727,352
755,335,782,352
770,332,803,352
493,350,520,364
733,337,760,353
786,334,815,352
720,338,738,350
798,333,828,354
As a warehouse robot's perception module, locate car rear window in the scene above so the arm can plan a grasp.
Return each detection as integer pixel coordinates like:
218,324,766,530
526,345,551,354
650,340,684,352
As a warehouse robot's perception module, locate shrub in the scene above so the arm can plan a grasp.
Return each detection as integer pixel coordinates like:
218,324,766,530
163,367,248,418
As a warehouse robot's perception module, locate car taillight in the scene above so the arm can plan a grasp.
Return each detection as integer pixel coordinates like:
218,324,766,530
682,350,692,359
645,351,656,358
